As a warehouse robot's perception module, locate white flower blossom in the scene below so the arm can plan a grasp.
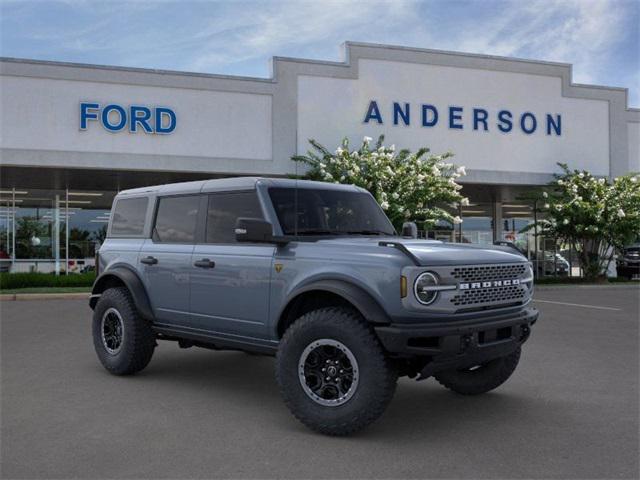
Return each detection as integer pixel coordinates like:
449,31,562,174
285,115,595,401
542,191,548,198
618,208,626,218
335,147,343,155
544,203,550,209
461,197,470,206
392,192,399,200
389,144,395,151
380,201,389,210
363,136,372,143
456,166,467,176
453,216,463,225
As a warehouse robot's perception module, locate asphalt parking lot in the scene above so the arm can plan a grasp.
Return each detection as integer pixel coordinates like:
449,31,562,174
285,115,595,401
1,286,638,479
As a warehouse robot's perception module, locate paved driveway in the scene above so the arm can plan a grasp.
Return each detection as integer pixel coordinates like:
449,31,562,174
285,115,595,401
1,286,638,479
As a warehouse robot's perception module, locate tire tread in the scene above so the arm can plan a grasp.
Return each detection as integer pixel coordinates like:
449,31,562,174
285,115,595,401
276,307,397,436
92,287,155,375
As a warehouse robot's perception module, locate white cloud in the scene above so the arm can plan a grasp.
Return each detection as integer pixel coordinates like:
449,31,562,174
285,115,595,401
427,0,631,86
185,0,418,72
180,0,634,93
1,0,636,102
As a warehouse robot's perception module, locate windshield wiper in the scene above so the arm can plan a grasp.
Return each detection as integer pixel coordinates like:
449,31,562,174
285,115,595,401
344,230,392,236
295,229,344,235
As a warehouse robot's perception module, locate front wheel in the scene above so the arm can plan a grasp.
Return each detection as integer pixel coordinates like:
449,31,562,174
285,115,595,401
276,307,397,436
434,347,521,395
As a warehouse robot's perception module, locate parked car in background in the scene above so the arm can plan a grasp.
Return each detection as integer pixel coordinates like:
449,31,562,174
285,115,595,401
0,249,11,273
616,243,640,280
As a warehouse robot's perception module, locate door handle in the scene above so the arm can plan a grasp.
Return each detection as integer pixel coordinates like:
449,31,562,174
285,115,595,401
140,256,158,265
194,258,215,269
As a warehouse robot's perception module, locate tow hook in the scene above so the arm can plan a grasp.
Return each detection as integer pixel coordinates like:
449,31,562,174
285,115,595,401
520,326,531,342
461,334,473,353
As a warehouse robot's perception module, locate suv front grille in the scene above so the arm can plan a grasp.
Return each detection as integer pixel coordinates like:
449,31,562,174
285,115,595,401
451,264,527,283
451,284,526,307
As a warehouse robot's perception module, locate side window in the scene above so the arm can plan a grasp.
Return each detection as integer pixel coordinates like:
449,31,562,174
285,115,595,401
153,195,200,243
110,197,148,236
206,192,263,243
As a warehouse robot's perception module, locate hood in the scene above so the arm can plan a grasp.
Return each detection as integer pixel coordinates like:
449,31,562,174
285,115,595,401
313,237,527,266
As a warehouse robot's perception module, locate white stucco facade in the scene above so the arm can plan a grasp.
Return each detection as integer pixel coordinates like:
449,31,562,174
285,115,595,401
0,41,637,273
0,41,638,185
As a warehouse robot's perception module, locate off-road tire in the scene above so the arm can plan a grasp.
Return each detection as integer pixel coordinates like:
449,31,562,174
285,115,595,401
434,347,521,395
92,287,155,375
276,307,397,436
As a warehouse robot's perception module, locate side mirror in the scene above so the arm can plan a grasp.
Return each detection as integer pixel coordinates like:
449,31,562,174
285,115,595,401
401,222,418,239
235,218,274,243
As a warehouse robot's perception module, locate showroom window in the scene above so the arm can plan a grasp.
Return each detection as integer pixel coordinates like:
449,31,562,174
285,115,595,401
0,188,116,273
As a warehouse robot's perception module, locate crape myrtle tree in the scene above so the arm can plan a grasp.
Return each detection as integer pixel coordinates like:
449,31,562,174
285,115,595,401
528,163,640,280
292,135,469,231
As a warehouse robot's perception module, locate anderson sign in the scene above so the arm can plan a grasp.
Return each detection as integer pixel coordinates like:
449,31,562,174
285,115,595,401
363,100,562,136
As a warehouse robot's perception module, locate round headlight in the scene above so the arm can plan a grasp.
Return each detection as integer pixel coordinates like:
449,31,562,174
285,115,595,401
414,272,439,305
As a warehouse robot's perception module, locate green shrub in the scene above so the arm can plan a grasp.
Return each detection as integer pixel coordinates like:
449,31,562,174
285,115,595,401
0,272,96,290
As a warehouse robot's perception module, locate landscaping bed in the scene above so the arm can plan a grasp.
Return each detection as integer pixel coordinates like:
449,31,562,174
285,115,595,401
0,272,96,290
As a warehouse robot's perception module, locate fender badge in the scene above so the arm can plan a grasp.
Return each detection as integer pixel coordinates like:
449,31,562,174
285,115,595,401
275,263,283,273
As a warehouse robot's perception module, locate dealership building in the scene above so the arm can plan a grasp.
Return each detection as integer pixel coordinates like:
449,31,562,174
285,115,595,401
0,42,638,273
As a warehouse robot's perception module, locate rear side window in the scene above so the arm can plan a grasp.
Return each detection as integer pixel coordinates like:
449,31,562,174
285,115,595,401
153,195,200,243
110,197,148,236
206,192,263,243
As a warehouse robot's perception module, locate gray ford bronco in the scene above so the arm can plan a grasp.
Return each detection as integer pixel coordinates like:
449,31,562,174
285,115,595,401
90,177,538,435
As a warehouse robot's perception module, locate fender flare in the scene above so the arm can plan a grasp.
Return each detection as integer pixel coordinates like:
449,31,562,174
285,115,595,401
89,266,154,321
280,279,391,327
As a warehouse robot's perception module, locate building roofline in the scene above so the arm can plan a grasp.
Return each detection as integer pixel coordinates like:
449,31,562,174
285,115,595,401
1,40,637,110
0,56,274,84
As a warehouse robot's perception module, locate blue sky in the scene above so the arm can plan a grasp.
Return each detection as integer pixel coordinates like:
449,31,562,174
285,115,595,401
1,0,638,106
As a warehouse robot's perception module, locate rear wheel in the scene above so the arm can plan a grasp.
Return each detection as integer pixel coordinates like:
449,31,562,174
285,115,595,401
92,287,156,375
434,348,521,395
276,307,397,436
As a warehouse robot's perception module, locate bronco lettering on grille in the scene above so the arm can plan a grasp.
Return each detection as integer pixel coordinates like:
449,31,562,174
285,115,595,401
459,279,520,290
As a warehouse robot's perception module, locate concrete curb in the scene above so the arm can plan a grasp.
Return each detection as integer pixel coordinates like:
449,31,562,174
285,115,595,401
0,292,90,301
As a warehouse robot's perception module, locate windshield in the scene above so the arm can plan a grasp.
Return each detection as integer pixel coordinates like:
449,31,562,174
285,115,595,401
268,187,396,236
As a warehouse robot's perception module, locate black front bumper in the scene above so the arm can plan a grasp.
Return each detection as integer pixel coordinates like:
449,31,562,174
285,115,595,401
375,306,538,377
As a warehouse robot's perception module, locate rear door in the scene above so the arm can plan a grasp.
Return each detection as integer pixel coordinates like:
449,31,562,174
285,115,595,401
189,190,275,339
139,194,201,326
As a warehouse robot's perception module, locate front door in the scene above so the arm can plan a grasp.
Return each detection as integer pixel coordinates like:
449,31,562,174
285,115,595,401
139,194,201,326
189,191,275,339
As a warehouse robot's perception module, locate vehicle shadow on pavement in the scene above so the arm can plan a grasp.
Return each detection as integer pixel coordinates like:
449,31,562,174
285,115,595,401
103,346,552,440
